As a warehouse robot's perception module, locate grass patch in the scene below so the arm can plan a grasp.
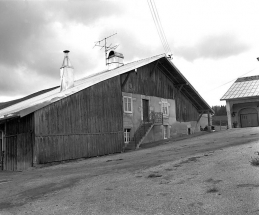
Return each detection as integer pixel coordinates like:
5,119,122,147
250,157,259,166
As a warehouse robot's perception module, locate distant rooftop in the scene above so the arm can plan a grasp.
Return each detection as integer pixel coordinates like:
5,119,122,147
0,86,59,110
221,75,259,100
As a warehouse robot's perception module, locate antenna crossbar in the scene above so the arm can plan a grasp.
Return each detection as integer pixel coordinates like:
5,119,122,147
93,33,119,65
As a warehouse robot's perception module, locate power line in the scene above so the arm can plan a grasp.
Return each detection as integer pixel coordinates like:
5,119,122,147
208,66,258,92
151,0,171,53
147,0,167,52
147,0,172,55
149,0,169,53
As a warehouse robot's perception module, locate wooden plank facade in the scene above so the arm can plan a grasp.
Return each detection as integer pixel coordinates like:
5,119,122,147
175,92,199,122
0,57,209,171
34,76,123,165
3,114,34,171
121,62,199,122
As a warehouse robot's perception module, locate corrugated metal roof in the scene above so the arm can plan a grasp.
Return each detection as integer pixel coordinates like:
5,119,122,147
0,53,214,120
0,86,59,110
221,75,259,100
0,54,165,120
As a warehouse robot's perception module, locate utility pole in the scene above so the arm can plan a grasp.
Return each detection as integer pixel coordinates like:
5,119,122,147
93,33,119,65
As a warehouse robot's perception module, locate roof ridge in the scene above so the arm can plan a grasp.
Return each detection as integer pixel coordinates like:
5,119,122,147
236,75,259,83
76,53,166,84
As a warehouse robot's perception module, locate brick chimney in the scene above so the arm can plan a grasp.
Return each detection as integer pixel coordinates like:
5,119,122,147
60,50,74,91
107,50,124,70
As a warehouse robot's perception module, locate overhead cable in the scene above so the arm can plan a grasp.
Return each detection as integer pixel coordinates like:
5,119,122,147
151,0,171,53
208,66,258,92
147,0,172,55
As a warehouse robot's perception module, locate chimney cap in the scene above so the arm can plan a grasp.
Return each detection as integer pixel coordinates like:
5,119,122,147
108,50,124,59
63,50,70,53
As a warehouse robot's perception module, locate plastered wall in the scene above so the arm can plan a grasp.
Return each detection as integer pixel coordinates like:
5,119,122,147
226,98,259,128
122,92,200,144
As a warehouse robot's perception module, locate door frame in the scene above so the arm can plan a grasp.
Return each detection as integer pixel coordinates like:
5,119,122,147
142,98,150,122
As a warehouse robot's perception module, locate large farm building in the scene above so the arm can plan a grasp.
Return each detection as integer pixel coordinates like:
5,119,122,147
0,51,213,171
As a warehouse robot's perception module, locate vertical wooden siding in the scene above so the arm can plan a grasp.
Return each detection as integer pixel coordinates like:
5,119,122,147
34,76,124,164
175,92,199,122
4,114,34,171
121,62,175,99
121,62,199,122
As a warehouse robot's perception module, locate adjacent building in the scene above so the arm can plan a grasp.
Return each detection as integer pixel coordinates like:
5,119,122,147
221,75,259,128
0,51,213,171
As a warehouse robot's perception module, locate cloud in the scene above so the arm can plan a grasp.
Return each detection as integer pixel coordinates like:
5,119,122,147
0,1,126,98
175,34,250,61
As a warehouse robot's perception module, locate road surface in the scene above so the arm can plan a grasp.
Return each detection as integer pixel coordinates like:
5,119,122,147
0,127,259,215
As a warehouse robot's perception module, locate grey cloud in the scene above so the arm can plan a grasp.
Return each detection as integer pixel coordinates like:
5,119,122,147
0,1,125,97
46,1,126,25
98,27,159,63
175,34,250,61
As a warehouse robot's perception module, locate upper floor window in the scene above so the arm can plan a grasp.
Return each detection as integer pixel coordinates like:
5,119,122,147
162,101,169,116
123,96,132,113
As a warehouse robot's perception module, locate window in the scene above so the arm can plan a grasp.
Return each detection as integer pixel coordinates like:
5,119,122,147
123,96,132,113
162,101,169,116
124,129,131,143
163,125,168,139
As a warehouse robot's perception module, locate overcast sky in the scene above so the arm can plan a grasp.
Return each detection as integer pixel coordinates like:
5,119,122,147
1,0,259,106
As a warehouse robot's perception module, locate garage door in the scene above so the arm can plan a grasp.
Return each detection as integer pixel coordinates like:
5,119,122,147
240,113,258,128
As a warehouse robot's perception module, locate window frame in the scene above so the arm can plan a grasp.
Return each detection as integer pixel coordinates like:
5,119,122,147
163,125,168,139
161,101,169,117
123,96,133,113
124,128,131,143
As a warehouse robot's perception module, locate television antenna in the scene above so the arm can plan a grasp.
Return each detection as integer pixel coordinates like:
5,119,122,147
93,33,119,65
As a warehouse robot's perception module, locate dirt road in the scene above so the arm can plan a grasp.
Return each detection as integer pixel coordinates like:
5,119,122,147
0,128,259,215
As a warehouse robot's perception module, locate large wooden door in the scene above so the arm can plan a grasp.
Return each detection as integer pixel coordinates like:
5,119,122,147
240,113,258,127
3,133,33,171
142,99,149,122
4,135,17,171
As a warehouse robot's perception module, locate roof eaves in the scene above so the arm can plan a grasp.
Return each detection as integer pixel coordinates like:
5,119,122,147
164,58,214,114
0,54,166,120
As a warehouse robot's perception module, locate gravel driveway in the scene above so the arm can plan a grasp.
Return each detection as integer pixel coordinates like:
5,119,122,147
0,127,259,215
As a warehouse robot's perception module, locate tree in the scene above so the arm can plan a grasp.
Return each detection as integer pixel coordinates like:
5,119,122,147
212,105,227,116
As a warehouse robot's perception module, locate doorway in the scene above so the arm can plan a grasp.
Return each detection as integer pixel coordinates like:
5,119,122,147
142,99,149,122
239,108,258,128
240,113,258,127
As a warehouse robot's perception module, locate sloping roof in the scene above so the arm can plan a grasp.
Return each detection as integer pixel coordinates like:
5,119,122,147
0,86,59,111
158,57,214,114
221,75,259,100
0,54,213,120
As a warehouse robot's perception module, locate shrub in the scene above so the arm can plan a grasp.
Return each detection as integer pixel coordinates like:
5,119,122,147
250,157,259,166
206,187,219,193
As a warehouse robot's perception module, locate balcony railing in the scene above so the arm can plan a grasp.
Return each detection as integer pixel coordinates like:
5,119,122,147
150,111,163,125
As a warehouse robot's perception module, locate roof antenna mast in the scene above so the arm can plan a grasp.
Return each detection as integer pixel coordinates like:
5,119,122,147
93,33,119,65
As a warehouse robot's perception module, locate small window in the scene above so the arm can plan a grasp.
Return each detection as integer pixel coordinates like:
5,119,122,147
162,102,169,116
124,128,131,143
163,125,168,139
123,96,132,113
